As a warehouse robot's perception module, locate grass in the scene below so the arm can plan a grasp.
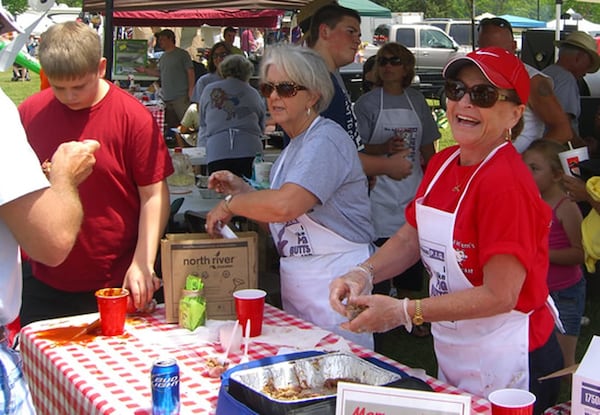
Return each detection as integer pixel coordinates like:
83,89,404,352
0,70,40,104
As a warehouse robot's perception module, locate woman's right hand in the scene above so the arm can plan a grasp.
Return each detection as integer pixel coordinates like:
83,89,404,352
208,170,252,195
329,267,373,317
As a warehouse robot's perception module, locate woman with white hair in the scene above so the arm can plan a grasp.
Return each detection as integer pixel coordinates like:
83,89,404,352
205,45,375,349
198,54,265,177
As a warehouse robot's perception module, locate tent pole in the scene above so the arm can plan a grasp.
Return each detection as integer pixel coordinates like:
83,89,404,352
555,0,561,63
104,0,114,80
470,0,476,51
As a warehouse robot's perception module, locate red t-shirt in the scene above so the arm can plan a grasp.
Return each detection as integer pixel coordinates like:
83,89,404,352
406,144,554,351
19,82,174,291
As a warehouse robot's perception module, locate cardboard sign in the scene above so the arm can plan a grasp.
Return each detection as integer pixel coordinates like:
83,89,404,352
572,335,600,415
335,382,471,415
161,232,258,323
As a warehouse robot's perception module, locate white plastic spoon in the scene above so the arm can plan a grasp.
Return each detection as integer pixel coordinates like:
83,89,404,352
240,320,251,364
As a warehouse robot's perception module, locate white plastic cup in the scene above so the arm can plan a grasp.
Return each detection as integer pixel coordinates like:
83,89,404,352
488,389,536,415
558,146,589,177
219,322,242,352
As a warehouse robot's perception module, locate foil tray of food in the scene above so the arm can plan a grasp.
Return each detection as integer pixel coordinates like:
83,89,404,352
228,351,403,415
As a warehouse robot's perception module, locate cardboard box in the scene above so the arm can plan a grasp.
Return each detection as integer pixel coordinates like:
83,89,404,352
161,232,258,323
572,335,600,415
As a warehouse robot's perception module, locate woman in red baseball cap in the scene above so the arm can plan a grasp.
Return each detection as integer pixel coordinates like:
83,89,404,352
330,47,563,414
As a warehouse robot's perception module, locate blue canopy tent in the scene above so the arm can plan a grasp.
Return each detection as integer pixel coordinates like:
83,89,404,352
499,14,547,29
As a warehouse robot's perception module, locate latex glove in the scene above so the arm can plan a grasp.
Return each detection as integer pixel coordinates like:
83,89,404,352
329,266,373,317
340,296,412,334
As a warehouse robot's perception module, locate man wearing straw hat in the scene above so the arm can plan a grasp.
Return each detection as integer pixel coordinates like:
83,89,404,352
543,31,600,135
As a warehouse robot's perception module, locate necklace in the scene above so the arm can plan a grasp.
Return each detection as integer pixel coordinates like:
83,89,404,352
452,163,477,193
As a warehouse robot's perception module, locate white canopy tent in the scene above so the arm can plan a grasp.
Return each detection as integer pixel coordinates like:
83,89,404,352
546,14,600,36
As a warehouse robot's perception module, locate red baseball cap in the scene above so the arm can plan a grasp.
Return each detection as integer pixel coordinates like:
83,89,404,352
443,47,530,105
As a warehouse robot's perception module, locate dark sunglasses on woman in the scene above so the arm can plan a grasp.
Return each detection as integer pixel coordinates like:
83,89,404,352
444,79,511,108
377,56,403,66
259,82,308,98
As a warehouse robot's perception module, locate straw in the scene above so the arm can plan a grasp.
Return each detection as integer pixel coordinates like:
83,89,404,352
568,141,574,150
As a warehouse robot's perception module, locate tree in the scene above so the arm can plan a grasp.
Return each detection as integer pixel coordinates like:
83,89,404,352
4,0,82,15
376,0,600,23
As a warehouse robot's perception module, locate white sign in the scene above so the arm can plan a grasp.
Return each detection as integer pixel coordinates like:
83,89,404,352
335,382,471,415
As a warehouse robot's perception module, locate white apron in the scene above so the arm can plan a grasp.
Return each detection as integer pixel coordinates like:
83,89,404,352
268,118,374,349
369,89,423,237
415,143,530,398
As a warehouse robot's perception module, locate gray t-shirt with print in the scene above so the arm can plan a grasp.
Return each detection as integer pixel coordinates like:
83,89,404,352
270,116,374,244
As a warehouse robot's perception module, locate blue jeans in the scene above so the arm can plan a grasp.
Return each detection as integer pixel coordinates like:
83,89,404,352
0,334,36,415
550,277,586,336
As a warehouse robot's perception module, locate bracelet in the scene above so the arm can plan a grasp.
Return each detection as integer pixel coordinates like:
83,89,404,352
222,194,234,215
402,297,413,333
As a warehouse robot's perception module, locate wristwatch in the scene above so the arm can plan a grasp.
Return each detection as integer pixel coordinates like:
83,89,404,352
412,299,424,326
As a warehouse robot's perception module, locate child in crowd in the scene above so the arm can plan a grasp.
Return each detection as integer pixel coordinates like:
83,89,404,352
523,140,585,371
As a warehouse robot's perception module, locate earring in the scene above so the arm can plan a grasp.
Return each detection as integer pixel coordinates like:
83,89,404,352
505,127,512,141
306,107,311,116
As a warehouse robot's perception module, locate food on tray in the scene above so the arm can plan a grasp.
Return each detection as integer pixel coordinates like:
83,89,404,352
262,377,361,400
346,303,368,320
322,377,358,389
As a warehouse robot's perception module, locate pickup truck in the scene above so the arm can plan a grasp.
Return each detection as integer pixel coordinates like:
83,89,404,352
369,23,467,101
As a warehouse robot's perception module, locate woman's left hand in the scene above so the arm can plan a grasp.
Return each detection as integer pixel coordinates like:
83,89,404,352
340,294,410,333
205,200,234,237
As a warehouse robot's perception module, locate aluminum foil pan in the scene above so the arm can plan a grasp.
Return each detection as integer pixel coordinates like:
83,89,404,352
228,352,403,414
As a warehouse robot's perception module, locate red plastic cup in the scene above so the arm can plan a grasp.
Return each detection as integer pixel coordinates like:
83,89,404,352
488,389,536,415
95,288,129,336
233,289,266,337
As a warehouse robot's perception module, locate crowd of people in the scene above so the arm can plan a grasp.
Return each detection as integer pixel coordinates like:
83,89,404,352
1,2,599,414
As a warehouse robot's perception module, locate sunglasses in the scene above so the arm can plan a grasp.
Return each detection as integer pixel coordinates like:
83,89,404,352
478,17,513,33
259,82,308,98
445,80,510,108
377,56,403,66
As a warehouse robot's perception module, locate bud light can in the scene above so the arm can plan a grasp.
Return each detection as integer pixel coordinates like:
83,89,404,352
151,357,180,415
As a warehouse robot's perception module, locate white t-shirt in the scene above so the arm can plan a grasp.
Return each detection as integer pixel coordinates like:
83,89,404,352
0,87,49,325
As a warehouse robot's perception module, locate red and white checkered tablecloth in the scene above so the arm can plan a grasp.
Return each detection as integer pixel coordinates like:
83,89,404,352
146,104,165,134
20,304,490,415
544,401,571,414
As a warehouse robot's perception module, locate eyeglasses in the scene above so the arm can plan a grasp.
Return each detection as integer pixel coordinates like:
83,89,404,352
444,80,510,108
377,56,403,66
478,17,513,33
214,52,229,59
259,82,308,98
